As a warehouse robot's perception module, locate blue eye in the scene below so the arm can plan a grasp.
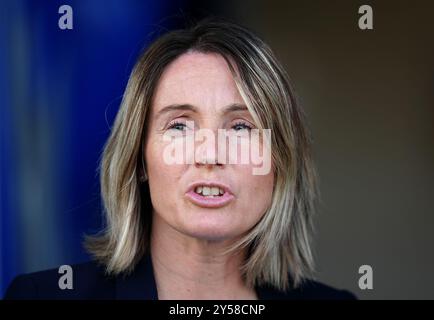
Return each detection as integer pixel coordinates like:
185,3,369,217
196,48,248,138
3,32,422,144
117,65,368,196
168,121,187,131
232,122,252,131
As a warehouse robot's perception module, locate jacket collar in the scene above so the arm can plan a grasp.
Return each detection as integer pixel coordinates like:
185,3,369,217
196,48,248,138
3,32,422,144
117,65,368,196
115,253,158,300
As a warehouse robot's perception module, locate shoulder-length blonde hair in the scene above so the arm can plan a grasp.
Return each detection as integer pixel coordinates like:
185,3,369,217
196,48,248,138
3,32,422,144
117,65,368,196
86,18,318,291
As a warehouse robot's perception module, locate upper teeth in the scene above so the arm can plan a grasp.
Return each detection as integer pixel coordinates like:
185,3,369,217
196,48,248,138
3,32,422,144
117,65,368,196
195,186,225,196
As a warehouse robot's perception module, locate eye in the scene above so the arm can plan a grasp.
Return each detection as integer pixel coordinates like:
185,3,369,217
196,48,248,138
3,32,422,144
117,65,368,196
232,121,253,131
167,120,187,131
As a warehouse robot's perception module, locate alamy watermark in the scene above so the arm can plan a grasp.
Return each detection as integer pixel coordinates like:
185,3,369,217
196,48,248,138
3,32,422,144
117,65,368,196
358,264,373,290
58,265,73,290
358,5,373,30
162,121,272,176
58,5,73,30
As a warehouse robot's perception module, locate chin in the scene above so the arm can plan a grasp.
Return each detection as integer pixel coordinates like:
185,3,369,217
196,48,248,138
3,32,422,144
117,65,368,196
182,220,242,242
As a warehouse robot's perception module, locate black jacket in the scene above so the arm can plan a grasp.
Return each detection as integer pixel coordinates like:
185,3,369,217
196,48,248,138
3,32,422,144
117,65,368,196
4,254,356,300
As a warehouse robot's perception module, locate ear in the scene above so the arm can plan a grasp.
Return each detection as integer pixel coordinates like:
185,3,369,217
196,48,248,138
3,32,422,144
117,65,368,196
137,138,149,183
138,158,148,182
139,170,148,182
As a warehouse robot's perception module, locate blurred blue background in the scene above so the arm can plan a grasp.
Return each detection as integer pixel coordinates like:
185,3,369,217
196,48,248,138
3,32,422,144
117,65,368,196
0,0,219,297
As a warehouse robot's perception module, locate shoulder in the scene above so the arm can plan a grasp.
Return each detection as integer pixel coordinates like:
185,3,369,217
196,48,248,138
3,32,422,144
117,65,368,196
257,279,357,300
4,260,115,300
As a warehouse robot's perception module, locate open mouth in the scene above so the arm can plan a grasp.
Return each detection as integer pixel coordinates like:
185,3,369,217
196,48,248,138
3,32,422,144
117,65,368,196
185,182,234,208
194,186,225,198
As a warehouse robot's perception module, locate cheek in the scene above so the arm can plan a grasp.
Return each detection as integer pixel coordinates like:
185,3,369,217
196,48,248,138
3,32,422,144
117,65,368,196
145,138,184,207
237,167,274,220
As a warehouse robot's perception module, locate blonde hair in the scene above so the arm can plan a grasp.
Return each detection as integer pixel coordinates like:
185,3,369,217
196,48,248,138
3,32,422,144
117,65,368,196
86,18,318,291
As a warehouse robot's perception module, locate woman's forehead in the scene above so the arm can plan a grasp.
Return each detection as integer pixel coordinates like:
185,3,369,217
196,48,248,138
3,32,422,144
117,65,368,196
152,52,245,113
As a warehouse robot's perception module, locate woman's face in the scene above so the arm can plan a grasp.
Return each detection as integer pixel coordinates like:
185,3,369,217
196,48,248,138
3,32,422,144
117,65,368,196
145,51,274,242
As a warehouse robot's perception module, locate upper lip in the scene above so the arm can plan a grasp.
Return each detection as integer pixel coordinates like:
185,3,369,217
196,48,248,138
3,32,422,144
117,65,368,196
186,180,233,195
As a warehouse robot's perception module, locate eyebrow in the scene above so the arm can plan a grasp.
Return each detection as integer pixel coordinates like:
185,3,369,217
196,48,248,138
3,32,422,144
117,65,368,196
155,103,249,119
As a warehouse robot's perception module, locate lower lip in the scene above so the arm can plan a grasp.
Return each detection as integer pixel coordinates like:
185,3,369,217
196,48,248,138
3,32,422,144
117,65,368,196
185,190,235,208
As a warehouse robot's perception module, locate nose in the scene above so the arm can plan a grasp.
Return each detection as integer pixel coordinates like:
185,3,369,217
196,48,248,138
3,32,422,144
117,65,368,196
195,153,223,167
193,129,225,169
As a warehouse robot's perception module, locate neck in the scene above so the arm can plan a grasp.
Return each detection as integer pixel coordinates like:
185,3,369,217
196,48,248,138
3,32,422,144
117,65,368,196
150,213,257,300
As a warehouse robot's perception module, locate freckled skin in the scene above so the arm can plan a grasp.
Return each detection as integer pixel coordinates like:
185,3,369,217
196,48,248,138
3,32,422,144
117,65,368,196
145,52,274,241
